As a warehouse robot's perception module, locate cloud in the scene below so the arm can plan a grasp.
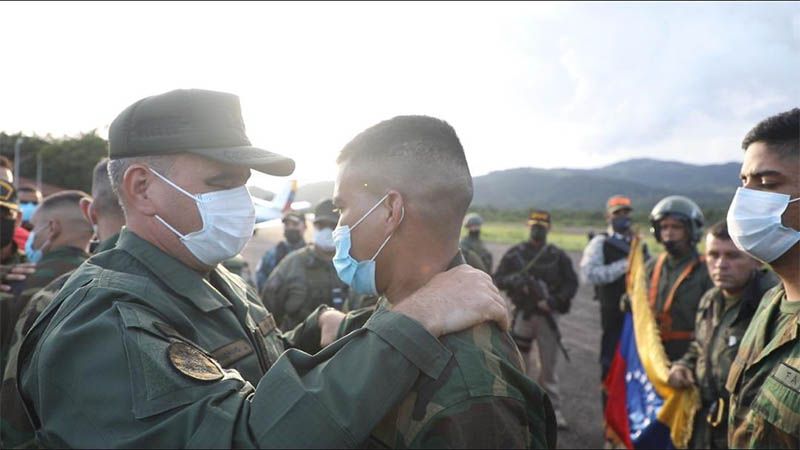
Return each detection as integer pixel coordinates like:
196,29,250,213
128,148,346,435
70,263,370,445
0,2,796,189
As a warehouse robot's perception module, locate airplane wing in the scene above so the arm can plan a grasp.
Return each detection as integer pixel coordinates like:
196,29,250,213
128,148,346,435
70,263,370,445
251,180,309,225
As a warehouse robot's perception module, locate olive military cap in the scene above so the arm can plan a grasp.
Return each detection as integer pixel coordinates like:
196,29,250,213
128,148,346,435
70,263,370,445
313,199,339,225
108,89,295,176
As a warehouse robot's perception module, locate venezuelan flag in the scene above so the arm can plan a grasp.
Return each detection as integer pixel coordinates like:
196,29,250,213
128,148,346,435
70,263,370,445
603,236,700,449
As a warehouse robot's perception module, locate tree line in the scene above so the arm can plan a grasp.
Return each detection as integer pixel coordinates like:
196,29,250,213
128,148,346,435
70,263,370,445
0,131,107,193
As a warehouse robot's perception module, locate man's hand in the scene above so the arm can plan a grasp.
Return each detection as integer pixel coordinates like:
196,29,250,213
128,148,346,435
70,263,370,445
667,364,695,389
0,263,36,292
394,265,508,337
319,308,346,347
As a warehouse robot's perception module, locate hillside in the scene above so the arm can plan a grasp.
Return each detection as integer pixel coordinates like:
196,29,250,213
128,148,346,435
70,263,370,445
281,158,741,212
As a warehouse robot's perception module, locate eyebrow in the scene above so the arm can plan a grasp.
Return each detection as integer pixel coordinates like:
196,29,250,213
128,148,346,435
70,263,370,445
740,169,784,179
204,171,245,185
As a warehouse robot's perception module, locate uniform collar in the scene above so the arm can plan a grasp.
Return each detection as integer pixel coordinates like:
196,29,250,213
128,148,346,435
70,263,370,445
94,232,120,254
38,245,89,264
116,228,232,312
746,285,798,368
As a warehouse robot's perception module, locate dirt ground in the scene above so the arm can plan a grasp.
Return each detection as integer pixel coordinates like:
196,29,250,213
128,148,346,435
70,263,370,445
241,227,605,449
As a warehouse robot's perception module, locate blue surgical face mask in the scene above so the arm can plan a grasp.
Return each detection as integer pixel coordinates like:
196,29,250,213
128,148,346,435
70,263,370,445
611,216,632,234
25,226,50,263
332,193,404,296
20,202,37,223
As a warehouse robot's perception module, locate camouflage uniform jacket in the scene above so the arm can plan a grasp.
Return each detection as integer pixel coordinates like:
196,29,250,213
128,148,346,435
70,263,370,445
338,253,557,449
494,241,579,314
725,284,800,449
460,235,493,273
674,269,778,449
17,229,452,448
645,251,713,362
261,245,373,330
255,238,306,293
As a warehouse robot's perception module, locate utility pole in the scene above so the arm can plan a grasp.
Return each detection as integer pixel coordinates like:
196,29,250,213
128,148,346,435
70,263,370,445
36,151,43,191
13,137,24,188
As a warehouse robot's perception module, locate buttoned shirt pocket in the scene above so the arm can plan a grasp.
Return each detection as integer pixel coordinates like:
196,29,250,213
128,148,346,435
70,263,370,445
749,362,800,437
116,303,249,419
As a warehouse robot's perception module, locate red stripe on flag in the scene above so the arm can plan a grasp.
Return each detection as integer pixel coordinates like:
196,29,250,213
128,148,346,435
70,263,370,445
604,343,633,449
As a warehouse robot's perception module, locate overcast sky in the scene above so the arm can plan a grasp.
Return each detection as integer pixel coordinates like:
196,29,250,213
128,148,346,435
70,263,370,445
2,1,798,192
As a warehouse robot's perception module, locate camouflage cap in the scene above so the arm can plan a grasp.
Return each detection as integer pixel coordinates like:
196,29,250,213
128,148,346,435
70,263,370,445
0,179,19,212
313,199,339,225
528,210,551,228
108,89,295,176
606,195,633,213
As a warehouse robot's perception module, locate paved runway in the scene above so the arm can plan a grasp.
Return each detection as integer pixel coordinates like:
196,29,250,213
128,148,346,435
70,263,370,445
240,227,605,449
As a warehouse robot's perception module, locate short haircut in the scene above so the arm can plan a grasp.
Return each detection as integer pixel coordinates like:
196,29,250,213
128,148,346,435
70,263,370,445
107,155,176,214
91,158,124,218
741,108,799,160
39,190,91,213
706,220,730,241
337,115,473,240
0,156,11,169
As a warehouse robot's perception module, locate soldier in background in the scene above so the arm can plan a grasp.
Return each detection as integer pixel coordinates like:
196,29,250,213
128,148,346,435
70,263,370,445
0,158,125,448
646,195,713,362
460,212,492,273
17,185,42,232
255,211,307,292
0,190,92,378
581,195,635,383
261,199,354,330
0,181,25,267
580,194,643,428
494,209,579,429
667,221,777,449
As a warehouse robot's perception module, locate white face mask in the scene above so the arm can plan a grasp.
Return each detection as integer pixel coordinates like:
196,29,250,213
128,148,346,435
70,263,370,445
150,168,255,266
727,187,800,263
313,227,335,252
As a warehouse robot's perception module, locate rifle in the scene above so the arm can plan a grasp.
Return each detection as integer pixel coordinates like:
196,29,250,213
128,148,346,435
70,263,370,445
505,245,570,362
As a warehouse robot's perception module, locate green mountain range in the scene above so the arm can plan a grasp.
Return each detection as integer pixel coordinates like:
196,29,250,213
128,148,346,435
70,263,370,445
292,158,742,212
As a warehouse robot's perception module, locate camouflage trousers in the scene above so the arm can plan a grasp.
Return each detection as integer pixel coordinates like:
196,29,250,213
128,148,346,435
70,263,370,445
511,309,563,414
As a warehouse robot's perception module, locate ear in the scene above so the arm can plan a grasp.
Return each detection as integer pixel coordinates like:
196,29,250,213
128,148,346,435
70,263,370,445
122,164,158,216
48,218,62,241
79,197,96,226
383,190,405,233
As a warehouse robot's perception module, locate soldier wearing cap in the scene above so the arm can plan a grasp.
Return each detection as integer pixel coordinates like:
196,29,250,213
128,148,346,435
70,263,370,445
580,195,638,387
494,209,579,429
0,180,26,381
255,210,307,293
0,180,24,267
14,89,507,448
646,195,713,362
261,199,361,330
460,213,492,273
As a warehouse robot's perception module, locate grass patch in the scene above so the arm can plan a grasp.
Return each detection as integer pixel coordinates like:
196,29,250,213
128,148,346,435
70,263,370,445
464,221,662,253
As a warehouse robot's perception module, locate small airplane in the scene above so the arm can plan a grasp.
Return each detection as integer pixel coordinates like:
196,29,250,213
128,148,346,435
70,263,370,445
251,180,311,228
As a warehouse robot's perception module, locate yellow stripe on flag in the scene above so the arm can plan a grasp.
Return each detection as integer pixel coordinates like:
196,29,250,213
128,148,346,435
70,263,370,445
627,236,700,449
